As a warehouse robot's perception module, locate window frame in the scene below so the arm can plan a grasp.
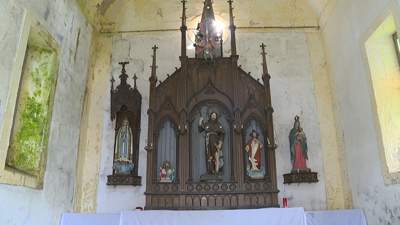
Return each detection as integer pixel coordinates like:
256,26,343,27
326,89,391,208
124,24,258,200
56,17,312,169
393,32,400,67
0,11,60,188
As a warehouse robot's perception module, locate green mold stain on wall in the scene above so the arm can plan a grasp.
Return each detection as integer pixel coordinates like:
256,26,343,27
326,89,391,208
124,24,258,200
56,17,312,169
8,47,58,176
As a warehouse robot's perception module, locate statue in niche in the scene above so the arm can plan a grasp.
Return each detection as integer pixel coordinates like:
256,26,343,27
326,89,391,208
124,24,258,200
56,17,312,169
159,160,175,182
113,118,135,173
289,116,310,173
107,61,142,186
198,111,226,175
245,130,266,179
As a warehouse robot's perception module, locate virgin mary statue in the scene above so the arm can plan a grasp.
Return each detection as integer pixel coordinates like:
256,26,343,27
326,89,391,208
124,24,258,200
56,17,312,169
289,116,309,172
113,118,135,173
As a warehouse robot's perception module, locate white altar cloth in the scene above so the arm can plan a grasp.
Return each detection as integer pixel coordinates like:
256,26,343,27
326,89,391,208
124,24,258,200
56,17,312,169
119,207,307,225
60,208,368,225
60,213,120,225
305,209,367,225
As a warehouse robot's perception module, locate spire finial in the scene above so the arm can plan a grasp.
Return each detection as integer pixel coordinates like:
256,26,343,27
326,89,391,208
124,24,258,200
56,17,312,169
181,0,187,25
180,0,187,57
150,45,158,83
133,73,138,89
118,61,129,85
228,0,237,55
110,76,115,90
119,61,129,74
260,43,268,75
228,0,235,26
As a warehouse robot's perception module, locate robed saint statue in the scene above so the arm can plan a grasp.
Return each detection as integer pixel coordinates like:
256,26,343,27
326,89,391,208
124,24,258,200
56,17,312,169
198,112,226,175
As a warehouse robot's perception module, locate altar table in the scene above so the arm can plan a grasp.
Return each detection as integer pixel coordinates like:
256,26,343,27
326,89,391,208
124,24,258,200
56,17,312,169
60,207,368,225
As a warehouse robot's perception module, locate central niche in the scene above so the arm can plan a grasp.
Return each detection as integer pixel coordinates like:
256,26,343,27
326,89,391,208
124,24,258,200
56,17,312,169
189,102,232,182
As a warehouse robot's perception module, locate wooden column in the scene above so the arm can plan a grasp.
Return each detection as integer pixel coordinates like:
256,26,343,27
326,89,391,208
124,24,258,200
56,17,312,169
179,0,189,192
261,43,278,193
146,45,158,191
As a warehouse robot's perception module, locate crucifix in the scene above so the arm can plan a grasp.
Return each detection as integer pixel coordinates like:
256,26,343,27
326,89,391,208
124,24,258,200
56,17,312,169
119,61,129,73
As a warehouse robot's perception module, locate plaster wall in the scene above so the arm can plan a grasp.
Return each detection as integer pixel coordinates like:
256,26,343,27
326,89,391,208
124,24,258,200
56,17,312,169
237,32,327,211
323,0,400,223
96,32,182,213
75,0,318,33
96,31,328,212
0,0,92,224
73,34,112,213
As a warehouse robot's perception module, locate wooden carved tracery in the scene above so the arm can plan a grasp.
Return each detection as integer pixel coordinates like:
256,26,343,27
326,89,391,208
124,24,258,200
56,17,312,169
145,0,278,209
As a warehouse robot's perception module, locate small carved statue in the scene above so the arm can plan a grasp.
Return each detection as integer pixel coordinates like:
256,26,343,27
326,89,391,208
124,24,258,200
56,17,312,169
160,161,175,182
113,118,135,173
289,116,309,172
245,130,266,179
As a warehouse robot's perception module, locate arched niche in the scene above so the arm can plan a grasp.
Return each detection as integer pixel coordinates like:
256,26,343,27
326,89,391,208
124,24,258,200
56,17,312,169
154,116,179,182
242,114,268,181
188,100,233,182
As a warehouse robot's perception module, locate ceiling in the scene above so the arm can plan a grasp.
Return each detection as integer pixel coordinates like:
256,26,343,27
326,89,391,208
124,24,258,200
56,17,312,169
75,0,339,33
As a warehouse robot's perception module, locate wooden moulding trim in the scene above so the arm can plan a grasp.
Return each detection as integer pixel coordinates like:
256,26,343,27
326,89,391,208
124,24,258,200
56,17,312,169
144,189,279,195
144,204,280,210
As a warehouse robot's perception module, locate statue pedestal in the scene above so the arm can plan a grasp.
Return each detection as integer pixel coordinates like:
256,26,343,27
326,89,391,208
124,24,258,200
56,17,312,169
107,174,142,186
247,165,266,179
283,169,318,185
200,173,223,182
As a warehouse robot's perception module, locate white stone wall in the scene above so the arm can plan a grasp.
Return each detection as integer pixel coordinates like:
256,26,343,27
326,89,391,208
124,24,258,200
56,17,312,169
324,0,400,224
97,31,327,212
97,33,182,213
237,32,327,211
0,0,92,224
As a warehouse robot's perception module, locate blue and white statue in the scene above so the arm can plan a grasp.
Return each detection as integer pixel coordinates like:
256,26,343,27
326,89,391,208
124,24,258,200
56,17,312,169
113,119,135,173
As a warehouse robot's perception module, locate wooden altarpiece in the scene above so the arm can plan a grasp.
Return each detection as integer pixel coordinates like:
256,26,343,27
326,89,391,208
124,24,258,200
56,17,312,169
145,0,279,209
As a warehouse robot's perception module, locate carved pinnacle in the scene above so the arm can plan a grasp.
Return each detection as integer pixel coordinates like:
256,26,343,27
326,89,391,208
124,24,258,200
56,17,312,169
260,43,269,75
150,45,158,79
110,76,115,90
133,73,138,89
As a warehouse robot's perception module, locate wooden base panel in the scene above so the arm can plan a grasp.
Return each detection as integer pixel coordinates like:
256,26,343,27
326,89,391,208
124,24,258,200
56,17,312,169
107,174,142,186
283,171,318,184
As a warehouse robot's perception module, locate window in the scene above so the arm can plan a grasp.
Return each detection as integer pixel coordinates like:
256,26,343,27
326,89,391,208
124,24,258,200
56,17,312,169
363,13,400,184
0,11,60,188
6,46,58,176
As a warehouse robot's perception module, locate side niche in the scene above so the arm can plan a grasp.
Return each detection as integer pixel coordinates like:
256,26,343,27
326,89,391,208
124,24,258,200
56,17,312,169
107,62,142,186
